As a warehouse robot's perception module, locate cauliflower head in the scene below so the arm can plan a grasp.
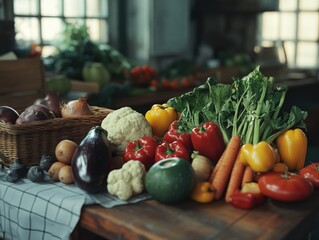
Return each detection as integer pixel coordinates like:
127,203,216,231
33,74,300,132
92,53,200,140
107,160,146,201
101,107,152,155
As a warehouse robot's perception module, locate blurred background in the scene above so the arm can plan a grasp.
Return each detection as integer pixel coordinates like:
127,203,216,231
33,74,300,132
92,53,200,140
1,0,318,69
0,0,318,127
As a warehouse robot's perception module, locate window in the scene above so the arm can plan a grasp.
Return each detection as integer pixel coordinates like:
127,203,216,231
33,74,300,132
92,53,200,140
257,0,319,69
13,0,109,56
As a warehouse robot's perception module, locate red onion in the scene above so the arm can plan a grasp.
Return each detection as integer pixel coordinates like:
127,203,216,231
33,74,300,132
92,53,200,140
34,93,62,117
0,106,19,124
15,104,54,124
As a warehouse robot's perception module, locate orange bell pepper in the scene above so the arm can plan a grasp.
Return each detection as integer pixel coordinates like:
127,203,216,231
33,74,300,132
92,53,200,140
145,104,178,137
273,162,288,173
190,181,215,203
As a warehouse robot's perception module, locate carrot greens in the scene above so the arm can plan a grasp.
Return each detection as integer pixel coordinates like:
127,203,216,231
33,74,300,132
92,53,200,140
167,67,307,145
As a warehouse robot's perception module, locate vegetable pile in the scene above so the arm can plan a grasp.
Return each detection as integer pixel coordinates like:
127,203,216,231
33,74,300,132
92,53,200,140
115,66,314,206
3,67,318,209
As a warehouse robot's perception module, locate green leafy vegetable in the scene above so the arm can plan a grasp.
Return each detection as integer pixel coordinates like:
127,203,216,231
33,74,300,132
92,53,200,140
167,67,307,145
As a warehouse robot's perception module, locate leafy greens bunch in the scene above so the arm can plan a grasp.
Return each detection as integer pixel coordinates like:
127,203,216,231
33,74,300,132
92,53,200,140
167,67,307,145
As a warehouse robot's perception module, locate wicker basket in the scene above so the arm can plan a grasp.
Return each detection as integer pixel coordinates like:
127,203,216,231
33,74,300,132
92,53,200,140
0,106,113,167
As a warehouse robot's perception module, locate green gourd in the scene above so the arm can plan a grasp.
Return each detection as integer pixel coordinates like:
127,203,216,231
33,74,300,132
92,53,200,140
145,157,196,204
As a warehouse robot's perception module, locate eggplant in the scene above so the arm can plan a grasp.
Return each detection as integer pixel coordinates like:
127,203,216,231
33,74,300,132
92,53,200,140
71,126,112,193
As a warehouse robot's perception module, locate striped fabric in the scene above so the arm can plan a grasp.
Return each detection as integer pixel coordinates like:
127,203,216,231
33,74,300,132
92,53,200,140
0,170,150,240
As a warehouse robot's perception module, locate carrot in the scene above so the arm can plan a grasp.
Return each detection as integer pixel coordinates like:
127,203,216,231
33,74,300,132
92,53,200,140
241,166,255,188
209,155,223,183
224,153,245,203
209,139,233,183
210,135,242,200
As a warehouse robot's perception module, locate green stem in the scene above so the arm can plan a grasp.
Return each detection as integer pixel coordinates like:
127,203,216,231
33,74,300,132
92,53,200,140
237,118,245,137
236,110,247,136
219,117,229,145
134,140,142,151
262,89,287,142
253,81,268,144
240,121,248,142
273,85,286,120
165,142,175,155
245,120,254,144
232,88,248,137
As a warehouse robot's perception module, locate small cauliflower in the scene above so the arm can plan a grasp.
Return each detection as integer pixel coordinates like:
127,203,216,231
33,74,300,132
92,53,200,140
101,107,152,155
107,160,146,200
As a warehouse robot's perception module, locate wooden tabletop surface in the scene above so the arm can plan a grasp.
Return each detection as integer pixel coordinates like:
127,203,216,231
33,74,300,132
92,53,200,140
75,190,319,240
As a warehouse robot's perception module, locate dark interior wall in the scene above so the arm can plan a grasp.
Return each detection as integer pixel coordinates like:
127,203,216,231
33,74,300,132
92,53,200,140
190,0,278,60
0,1,15,55
0,20,15,55
194,14,257,58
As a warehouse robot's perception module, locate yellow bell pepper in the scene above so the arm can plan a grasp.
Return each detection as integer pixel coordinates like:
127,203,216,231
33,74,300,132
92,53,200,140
240,141,276,173
145,103,178,137
276,128,307,171
241,182,261,194
190,181,215,203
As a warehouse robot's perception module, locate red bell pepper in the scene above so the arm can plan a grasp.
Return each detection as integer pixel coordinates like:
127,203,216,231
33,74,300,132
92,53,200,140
124,136,158,170
163,120,193,150
155,140,190,162
230,189,265,209
299,163,319,188
191,122,225,163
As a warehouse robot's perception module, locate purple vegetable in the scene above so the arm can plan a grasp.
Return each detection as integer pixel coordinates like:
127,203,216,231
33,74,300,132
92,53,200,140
34,93,62,117
71,126,112,193
0,106,19,124
15,104,54,124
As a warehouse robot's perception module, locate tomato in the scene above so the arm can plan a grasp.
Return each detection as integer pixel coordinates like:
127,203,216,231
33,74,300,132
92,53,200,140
169,79,179,90
144,65,156,78
161,78,171,90
299,163,319,188
149,79,159,90
181,75,196,89
258,172,313,202
130,66,143,79
130,65,157,87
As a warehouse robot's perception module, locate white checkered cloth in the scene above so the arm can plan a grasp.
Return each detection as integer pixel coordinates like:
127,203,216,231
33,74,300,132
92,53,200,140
0,170,150,240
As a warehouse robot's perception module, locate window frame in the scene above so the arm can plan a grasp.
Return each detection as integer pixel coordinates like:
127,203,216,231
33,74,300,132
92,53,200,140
10,0,110,46
257,0,319,70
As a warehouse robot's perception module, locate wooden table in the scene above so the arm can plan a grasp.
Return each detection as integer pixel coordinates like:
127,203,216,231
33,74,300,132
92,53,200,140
74,190,319,240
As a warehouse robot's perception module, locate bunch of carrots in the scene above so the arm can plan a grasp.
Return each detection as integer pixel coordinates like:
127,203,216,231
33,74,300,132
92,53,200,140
209,135,254,203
